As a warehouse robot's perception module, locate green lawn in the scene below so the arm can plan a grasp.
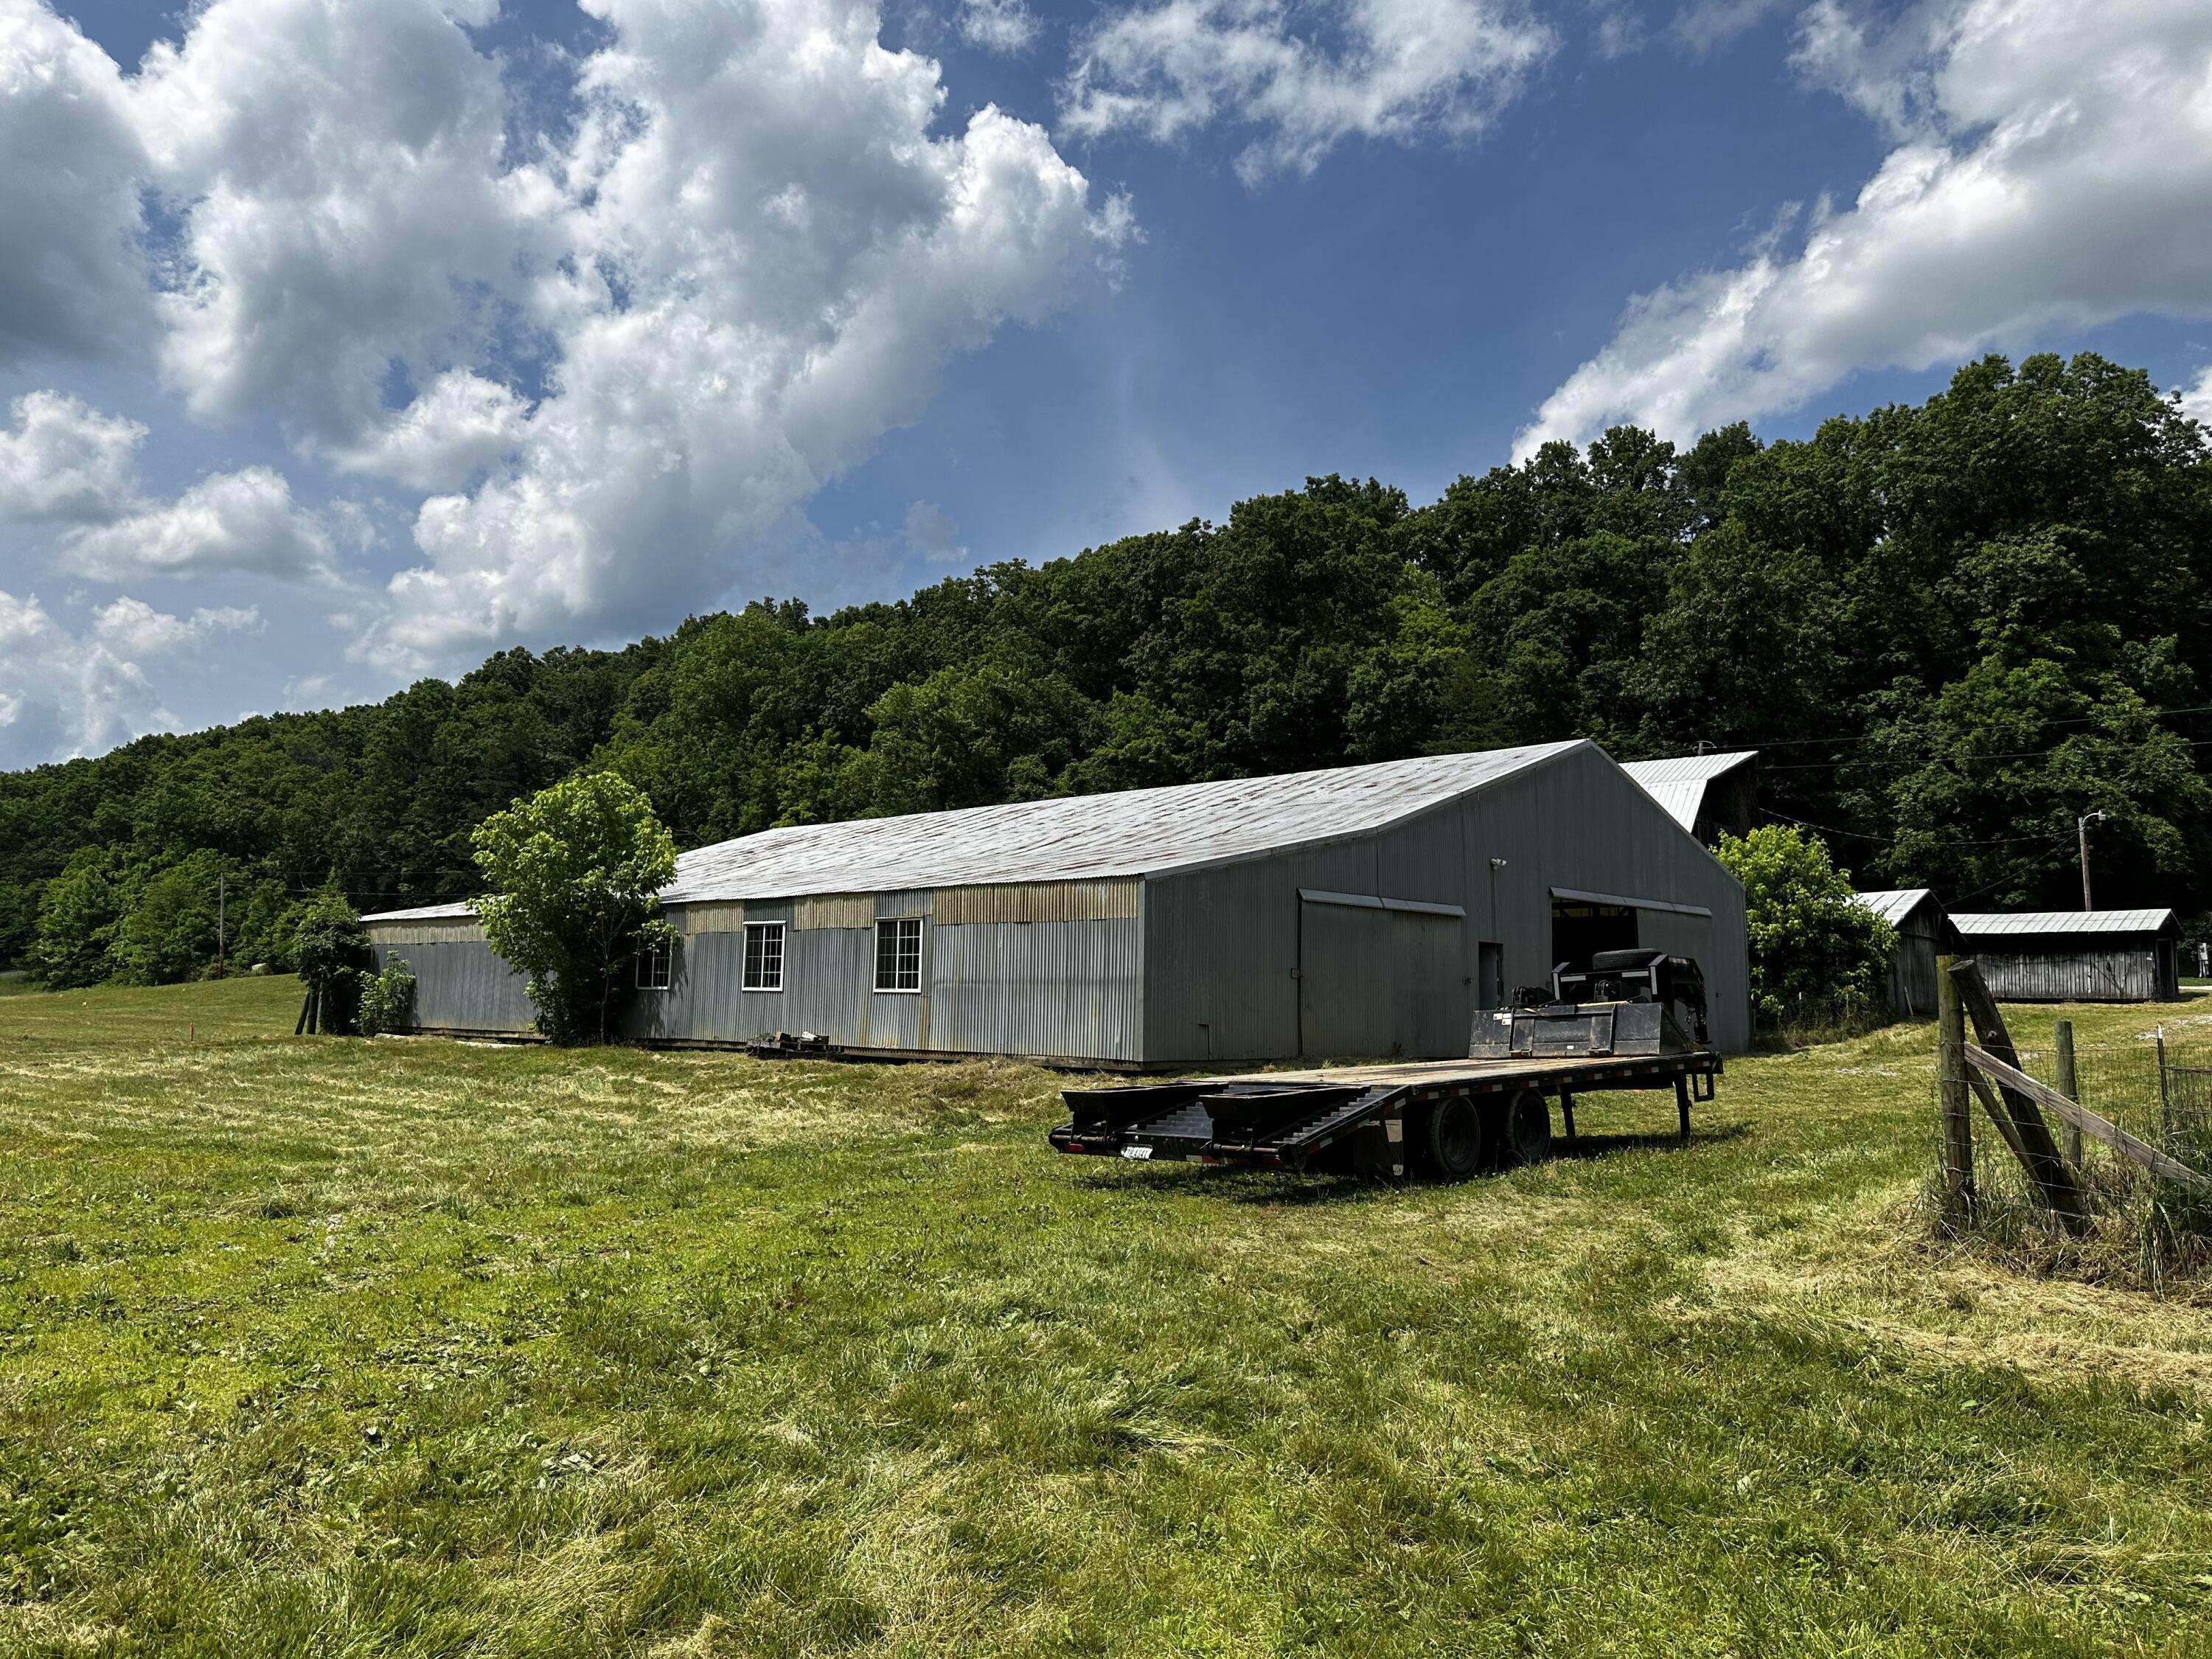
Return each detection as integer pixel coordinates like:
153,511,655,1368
2,978,2209,1657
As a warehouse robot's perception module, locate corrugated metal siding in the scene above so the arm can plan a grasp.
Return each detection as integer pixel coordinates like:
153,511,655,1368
1955,908,2176,937
925,918,1141,1060
372,938,534,1034
1973,946,2166,1003
617,892,1144,1062
1143,741,1750,1062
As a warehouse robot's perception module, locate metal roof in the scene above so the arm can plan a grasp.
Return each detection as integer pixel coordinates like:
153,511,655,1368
1952,908,2176,938
1857,888,1938,926
1617,751,1756,832
363,740,1585,921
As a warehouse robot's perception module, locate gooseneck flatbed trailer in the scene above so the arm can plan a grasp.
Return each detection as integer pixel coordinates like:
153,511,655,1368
1049,950,1722,1181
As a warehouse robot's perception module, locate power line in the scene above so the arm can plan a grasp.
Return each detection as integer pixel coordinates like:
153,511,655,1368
1761,810,2076,850
1702,698,2212,754
1759,732,2212,773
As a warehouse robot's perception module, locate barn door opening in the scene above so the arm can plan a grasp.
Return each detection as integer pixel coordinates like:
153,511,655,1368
1550,898,1636,975
1298,893,1466,1061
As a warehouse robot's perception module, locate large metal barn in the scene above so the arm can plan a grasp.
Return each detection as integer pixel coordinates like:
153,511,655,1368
362,739,1753,1065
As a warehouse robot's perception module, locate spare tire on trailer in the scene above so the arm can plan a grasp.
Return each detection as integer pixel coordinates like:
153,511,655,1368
1503,1088,1553,1166
1415,1094,1484,1182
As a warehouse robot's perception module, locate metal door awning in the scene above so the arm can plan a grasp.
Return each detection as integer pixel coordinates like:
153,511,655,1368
1550,886,1712,918
1298,888,1466,918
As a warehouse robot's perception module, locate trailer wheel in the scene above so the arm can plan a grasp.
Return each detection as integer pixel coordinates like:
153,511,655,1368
1504,1088,1553,1166
1416,1096,1484,1182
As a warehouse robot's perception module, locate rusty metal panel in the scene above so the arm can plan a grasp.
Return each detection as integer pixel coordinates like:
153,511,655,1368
936,879,1140,925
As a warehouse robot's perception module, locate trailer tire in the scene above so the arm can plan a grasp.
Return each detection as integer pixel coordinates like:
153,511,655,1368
1416,1096,1484,1182
1504,1088,1553,1166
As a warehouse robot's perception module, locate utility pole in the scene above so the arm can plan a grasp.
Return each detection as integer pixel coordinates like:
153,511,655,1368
2076,810,2107,911
218,875,226,975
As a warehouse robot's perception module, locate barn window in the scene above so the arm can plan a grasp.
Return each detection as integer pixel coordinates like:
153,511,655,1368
874,917,922,992
743,922,785,992
636,938,673,991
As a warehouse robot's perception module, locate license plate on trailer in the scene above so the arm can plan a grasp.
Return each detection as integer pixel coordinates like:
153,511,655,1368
1121,1145,1153,1160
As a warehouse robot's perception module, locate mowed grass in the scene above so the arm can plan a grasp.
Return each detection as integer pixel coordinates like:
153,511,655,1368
2,980,2210,1657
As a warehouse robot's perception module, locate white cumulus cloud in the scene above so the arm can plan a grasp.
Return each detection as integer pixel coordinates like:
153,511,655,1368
1519,0,2212,455
327,369,530,493
0,0,1130,717
366,0,1130,669
1673,0,1790,55
1060,0,1553,183
0,3,152,364
64,467,336,582
89,595,262,656
902,498,967,561
2179,365,2212,425
0,391,146,524
131,0,527,442
961,0,1040,53
0,588,174,757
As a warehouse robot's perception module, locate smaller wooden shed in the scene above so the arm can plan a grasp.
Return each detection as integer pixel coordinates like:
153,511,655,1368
1949,908,2181,1004
1856,888,1954,1018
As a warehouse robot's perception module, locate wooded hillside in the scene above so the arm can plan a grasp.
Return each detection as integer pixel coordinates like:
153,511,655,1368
7,352,2209,979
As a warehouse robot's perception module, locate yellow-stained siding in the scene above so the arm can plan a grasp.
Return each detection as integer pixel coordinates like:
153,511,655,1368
795,894,875,930
366,920,484,946
672,901,746,935
936,879,1139,925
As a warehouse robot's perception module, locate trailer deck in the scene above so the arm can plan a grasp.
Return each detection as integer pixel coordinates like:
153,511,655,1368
1049,1047,1720,1180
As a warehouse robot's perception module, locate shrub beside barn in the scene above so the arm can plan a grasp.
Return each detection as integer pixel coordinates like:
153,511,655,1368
363,740,1751,1065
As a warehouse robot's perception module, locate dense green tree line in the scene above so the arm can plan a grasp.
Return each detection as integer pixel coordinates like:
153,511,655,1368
7,352,2209,983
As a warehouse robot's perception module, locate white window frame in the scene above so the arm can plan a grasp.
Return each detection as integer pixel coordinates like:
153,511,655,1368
742,921,787,993
874,917,923,993
636,938,673,992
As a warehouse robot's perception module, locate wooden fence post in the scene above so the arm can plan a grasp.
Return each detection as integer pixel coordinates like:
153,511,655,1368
1937,953,1975,1222
2055,1019,2081,1169
1949,959,2091,1232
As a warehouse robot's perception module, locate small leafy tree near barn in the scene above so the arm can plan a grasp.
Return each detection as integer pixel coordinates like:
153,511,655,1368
1717,826,1896,1027
472,772,678,1044
292,891,372,1033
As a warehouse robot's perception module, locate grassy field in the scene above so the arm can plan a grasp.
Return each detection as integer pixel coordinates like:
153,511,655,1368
2,979,2210,1656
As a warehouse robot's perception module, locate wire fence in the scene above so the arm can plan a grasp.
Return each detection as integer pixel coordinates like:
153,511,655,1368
1927,1018,2212,1290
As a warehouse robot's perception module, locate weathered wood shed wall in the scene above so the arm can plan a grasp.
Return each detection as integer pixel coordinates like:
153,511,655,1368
1950,910,2180,1003
1857,889,1953,1018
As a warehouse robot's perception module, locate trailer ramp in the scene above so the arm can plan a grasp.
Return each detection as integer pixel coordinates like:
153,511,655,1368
1051,1047,1719,1181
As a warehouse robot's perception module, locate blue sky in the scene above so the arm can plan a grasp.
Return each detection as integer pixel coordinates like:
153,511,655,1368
3,0,2211,767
